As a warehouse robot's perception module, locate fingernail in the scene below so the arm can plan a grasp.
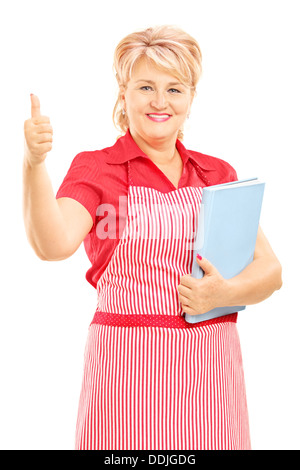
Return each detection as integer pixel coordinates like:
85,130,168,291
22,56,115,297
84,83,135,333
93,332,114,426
197,254,202,260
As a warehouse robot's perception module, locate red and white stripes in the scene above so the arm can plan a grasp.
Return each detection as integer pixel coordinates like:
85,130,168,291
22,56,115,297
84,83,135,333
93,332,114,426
96,186,202,317
75,322,250,450
75,184,251,450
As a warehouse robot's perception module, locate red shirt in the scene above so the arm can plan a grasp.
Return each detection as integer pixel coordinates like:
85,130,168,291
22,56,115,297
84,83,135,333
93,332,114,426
56,130,238,288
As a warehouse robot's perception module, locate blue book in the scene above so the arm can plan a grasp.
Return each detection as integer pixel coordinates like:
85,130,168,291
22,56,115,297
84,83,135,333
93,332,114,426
185,178,265,324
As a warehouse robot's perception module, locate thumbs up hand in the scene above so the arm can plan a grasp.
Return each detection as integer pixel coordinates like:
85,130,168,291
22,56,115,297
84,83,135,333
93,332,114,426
24,94,53,167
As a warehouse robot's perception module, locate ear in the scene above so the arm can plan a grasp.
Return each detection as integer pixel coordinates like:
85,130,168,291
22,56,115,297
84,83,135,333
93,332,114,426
119,84,127,111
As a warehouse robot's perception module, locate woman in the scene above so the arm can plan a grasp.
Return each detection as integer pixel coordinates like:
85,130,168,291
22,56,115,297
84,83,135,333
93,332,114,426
23,25,282,450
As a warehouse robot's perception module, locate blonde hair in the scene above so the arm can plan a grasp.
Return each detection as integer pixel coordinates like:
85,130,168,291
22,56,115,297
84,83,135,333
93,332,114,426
113,25,202,140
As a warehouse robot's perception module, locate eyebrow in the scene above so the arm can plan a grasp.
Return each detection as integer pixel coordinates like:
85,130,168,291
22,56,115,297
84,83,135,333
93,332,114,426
134,79,184,87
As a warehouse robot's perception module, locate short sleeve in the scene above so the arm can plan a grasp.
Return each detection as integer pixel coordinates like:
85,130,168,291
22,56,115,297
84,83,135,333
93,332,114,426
227,165,238,182
56,152,102,226
212,157,239,185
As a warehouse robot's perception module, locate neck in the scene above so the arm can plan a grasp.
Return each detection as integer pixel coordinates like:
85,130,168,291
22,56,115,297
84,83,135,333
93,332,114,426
130,129,179,165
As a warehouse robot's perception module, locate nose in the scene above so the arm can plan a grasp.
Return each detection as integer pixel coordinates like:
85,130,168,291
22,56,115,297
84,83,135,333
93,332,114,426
150,91,168,110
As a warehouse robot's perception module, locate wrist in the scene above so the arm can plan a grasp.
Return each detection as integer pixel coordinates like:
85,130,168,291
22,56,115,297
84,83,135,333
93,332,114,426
23,153,45,171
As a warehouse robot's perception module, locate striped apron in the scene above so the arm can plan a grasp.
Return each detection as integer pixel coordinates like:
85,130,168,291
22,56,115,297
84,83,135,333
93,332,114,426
75,163,251,450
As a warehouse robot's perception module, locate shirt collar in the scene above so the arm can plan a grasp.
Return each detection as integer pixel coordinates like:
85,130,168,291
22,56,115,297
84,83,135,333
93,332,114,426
104,129,216,171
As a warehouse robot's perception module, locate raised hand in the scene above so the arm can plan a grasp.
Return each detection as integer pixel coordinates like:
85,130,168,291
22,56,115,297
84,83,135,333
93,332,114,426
24,94,53,167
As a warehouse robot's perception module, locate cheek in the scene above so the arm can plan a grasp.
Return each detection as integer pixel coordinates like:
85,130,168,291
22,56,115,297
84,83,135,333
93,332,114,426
173,98,192,115
126,104,148,124
125,91,148,111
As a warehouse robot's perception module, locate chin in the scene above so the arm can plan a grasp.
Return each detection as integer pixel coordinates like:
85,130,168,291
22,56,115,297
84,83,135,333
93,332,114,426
144,127,177,142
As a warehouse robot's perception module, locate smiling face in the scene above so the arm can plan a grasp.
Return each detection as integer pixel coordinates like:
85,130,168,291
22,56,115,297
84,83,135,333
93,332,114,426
121,57,194,147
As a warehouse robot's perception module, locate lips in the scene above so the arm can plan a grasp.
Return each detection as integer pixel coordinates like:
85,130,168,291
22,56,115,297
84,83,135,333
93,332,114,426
146,113,172,122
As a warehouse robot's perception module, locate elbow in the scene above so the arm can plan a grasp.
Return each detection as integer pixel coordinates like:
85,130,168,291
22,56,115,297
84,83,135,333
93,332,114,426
263,254,283,293
26,237,53,261
32,247,64,261
25,227,75,261
38,249,74,262
33,242,74,262
270,257,283,292
36,251,49,261
275,261,283,291
38,254,72,261
33,233,77,261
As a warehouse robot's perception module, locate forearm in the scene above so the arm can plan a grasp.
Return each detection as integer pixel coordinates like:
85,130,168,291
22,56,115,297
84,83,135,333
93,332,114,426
22,159,69,260
226,256,283,306
179,228,283,316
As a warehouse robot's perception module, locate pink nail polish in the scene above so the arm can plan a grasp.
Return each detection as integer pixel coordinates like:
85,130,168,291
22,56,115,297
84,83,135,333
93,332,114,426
197,254,202,260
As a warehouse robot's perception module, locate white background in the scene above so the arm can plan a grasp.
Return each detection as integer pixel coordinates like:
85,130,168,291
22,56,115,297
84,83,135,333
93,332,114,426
0,0,299,450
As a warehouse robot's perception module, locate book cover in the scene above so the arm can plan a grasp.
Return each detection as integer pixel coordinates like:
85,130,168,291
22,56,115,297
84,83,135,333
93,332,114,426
185,178,265,324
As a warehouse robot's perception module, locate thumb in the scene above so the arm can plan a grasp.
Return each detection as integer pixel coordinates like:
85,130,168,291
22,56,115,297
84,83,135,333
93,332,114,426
196,254,216,275
30,94,41,118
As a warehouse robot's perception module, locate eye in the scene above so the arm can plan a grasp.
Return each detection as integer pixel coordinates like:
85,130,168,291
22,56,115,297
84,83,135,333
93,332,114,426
168,88,181,94
140,86,153,92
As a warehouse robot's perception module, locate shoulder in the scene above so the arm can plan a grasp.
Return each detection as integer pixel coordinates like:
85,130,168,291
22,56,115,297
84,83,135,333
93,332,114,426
187,148,238,183
71,148,109,163
69,146,114,171
71,135,129,167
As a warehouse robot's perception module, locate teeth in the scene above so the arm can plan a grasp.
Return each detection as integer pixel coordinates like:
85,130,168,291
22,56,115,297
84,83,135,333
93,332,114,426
148,114,170,118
